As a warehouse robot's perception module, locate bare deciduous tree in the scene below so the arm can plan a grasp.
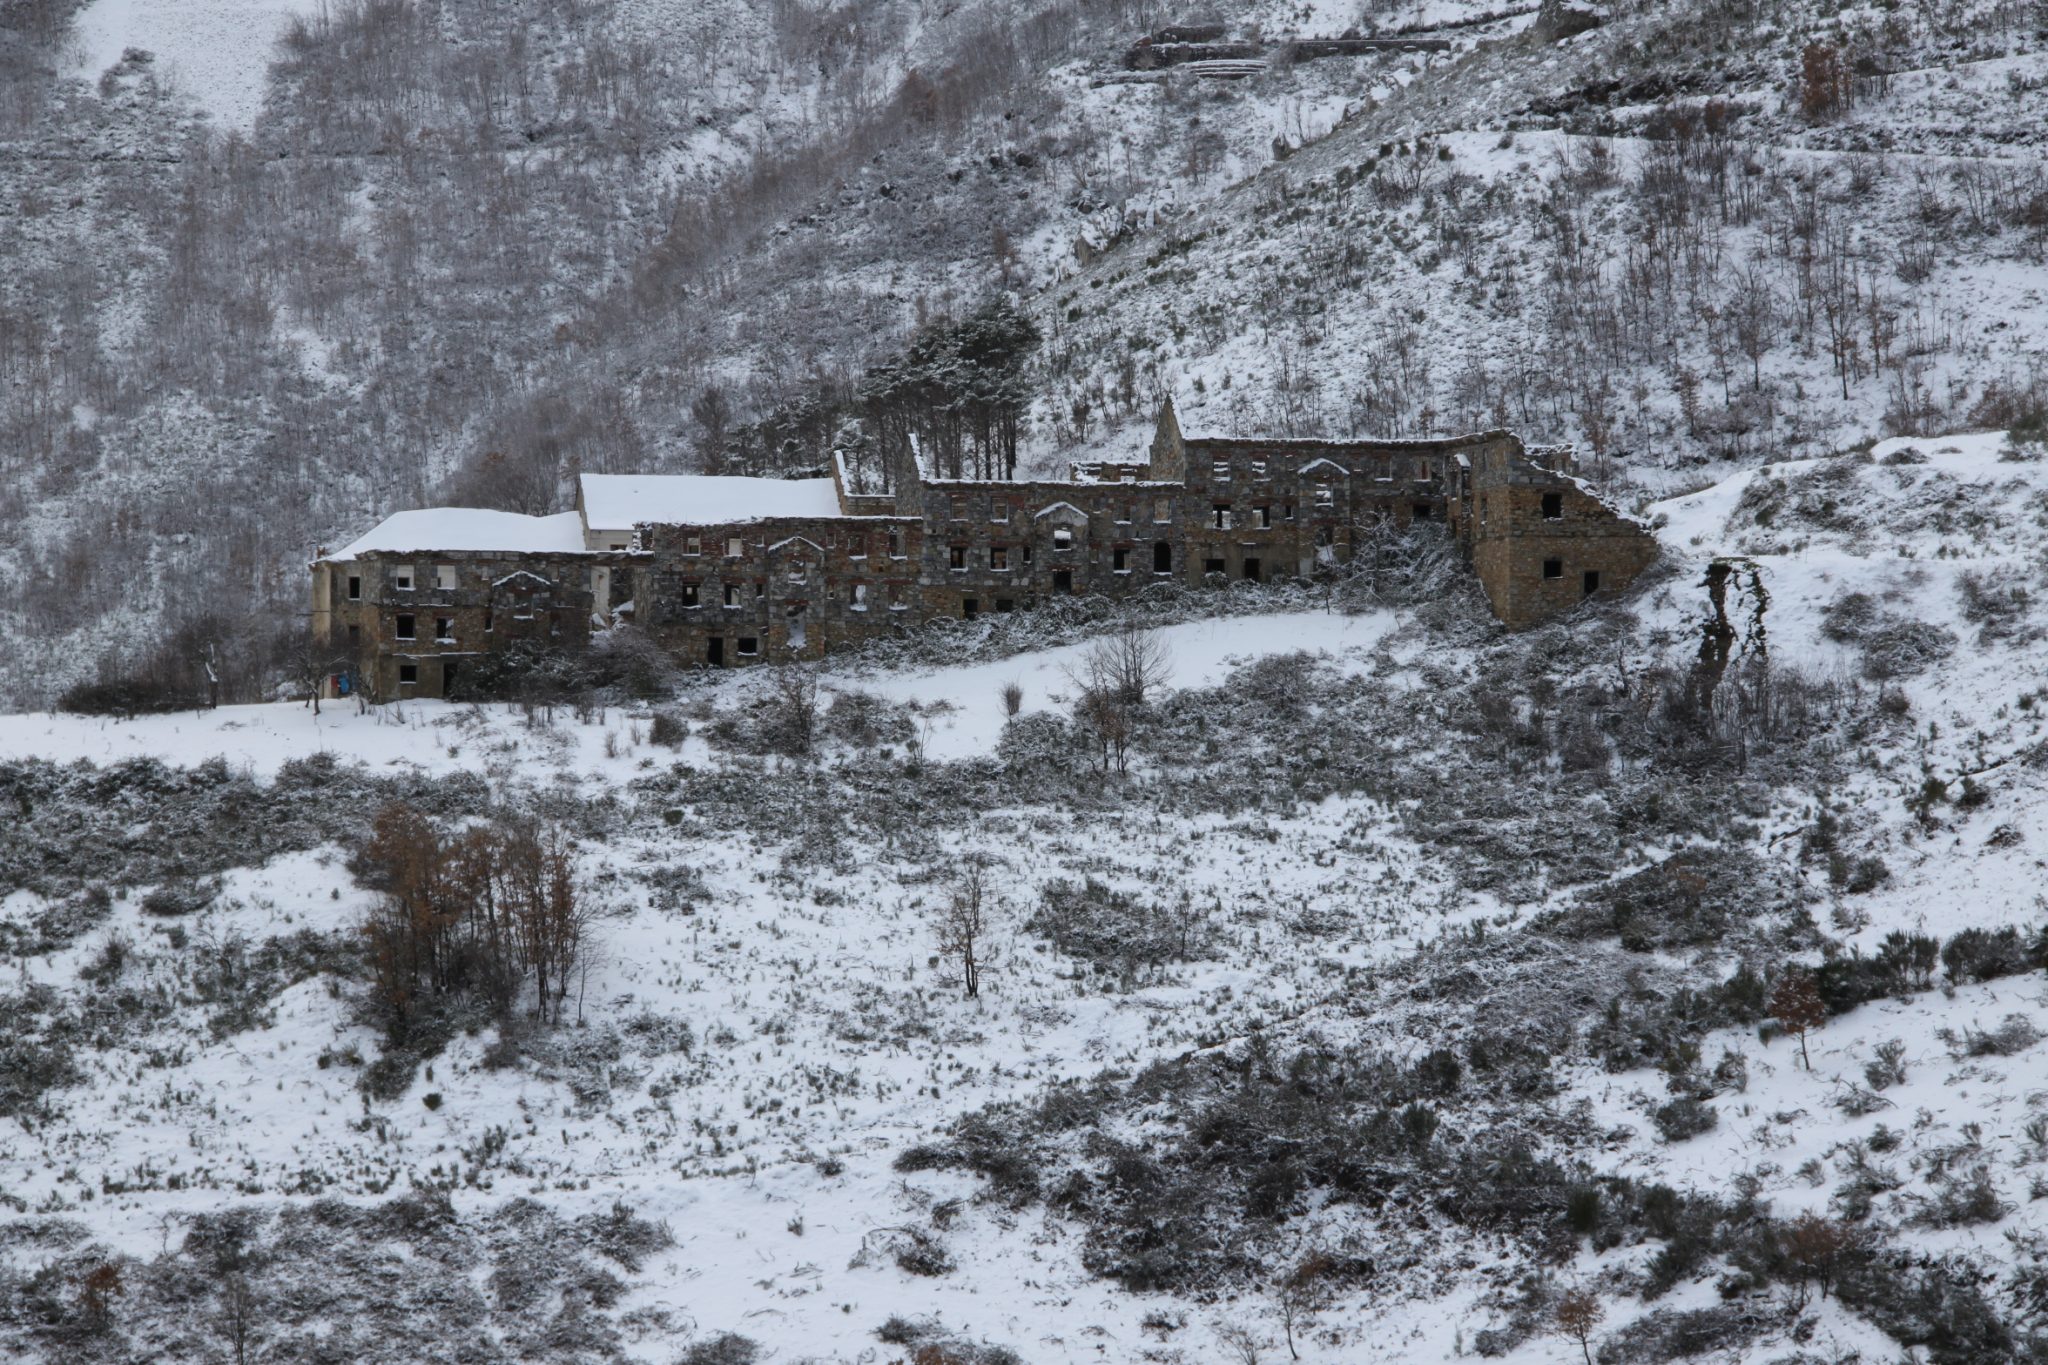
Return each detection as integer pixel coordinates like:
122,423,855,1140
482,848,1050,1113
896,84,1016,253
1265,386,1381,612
217,1272,257,1365
1063,621,1169,774
505,822,595,1026
1781,1212,1859,1307
1073,683,1134,775
1277,1252,1335,1360
933,857,997,999
358,803,596,1029
293,619,352,715
78,1262,121,1336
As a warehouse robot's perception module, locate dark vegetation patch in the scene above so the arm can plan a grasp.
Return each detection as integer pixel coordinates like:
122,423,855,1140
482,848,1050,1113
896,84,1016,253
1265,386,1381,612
1558,848,1805,952
0,1193,674,1363
873,1314,1023,1364
894,1031,1593,1291
1821,590,1959,679
0,752,495,906
1592,1303,1783,1363
448,632,675,705
0,925,355,1121
1025,875,1215,987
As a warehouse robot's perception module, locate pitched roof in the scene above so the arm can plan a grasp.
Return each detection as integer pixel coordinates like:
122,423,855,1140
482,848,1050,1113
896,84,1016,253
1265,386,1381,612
579,474,841,530
324,509,586,561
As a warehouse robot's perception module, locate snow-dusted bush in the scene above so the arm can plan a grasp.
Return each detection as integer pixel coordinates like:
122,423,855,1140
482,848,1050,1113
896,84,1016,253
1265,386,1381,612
994,710,1081,777
1562,849,1795,953
1864,1039,1910,1091
1911,1165,2010,1230
647,711,686,747
678,1335,762,1365
821,688,916,749
1956,568,2035,642
1650,1096,1718,1143
1593,1304,1781,1363
140,877,220,918
875,1316,1023,1364
1939,926,2035,984
1026,876,1211,987
909,1036,1585,1291
1947,1014,2043,1059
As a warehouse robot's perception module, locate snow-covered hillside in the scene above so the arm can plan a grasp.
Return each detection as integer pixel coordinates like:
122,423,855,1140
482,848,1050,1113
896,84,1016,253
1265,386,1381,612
7,0,2046,710
61,0,322,129
5,431,2048,1361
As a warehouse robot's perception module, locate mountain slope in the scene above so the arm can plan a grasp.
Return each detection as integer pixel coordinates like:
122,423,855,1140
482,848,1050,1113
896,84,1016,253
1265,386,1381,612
8,0,2042,709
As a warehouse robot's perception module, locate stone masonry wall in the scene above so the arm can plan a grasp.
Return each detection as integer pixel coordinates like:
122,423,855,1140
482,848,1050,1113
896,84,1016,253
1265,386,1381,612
318,551,610,700
635,516,928,665
1458,444,1659,628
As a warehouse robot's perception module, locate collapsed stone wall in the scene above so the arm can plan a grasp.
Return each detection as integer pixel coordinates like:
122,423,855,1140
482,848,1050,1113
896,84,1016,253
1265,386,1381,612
1453,442,1659,629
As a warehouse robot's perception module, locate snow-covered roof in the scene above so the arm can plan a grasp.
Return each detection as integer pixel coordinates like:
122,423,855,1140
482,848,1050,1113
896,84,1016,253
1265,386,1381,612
579,474,842,530
324,509,587,561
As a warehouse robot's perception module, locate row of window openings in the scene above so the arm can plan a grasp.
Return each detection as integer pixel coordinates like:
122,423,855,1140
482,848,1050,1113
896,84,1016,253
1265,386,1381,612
949,498,1177,524
683,532,906,559
350,491,1451,604
681,543,1183,606
1540,560,1603,595
358,497,1458,611
1211,460,1433,483
391,615,456,642
391,610,544,642
680,582,907,610
351,566,458,599
950,541,1175,573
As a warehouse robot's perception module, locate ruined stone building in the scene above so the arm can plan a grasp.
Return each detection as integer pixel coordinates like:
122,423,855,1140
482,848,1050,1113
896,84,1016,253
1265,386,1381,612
311,400,1656,699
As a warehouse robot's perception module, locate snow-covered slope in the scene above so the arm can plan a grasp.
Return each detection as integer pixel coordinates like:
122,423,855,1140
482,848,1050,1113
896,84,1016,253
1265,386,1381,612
62,0,321,129
6,436,2048,1361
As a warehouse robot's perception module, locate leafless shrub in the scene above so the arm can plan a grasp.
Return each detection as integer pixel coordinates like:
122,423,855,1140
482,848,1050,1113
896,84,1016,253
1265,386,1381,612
1212,1321,1263,1365
1066,620,1173,707
766,666,820,755
1943,1014,2042,1059
1333,517,1461,612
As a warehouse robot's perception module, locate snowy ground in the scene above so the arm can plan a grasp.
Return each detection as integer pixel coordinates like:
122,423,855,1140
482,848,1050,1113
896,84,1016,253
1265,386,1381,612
0,607,1486,1360
7,441,2048,1360
62,0,318,128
